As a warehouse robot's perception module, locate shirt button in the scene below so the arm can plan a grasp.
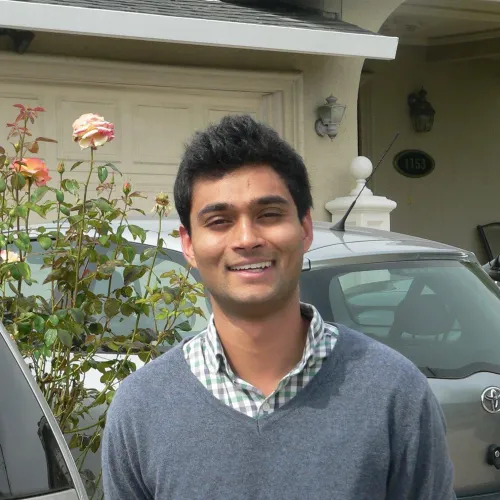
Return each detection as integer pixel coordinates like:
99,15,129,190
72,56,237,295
262,401,271,412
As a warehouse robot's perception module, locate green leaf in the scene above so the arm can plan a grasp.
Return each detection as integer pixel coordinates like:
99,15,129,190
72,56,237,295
176,321,192,332
48,314,59,326
30,186,49,203
97,259,123,275
103,162,122,176
138,352,150,363
89,322,103,334
140,247,156,262
33,315,45,333
128,225,147,243
120,302,135,316
18,232,30,246
62,179,80,196
11,173,26,189
123,265,147,286
56,189,64,203
13,238,27,251
106,390,116,404
98,166,108,183
44,328,58,347
100,371,115,383
98,235,110,246
0,235,6,248
70,160,83,171
14,205,28,218
60,206,70,217
94,199,113,213
70,308,85,324
10,262,30,280
121,245,135,264
57,329,72,348
38,235,52,250
25,202,46,218
0,178,7,193
121,286,133,298
104,298,121,318
160,270,176,279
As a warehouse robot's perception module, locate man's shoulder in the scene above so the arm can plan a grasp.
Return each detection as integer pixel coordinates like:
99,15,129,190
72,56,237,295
334,324,430,394
108,342,189,416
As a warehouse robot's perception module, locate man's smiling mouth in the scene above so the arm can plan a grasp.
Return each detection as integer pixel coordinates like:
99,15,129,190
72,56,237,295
228,261,273,271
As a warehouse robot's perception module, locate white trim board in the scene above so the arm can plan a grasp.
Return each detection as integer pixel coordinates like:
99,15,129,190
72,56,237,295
0,0,398,60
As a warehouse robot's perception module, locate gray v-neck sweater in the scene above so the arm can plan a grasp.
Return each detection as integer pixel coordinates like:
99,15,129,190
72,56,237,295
102,325,456,500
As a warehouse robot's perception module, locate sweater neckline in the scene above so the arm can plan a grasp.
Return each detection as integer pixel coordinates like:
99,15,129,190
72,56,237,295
170,326,346,432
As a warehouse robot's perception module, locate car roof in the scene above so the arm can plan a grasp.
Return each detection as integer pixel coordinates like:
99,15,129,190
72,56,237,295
126,216,475,263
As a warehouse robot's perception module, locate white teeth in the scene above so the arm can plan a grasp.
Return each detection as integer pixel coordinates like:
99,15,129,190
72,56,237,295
230,261,272,271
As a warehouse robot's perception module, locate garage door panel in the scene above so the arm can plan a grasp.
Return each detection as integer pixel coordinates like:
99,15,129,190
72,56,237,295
56,99,121,161
0,78,290,221
132,104,193,164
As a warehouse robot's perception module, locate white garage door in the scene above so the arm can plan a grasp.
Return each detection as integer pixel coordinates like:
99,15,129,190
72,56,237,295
0,81,277,215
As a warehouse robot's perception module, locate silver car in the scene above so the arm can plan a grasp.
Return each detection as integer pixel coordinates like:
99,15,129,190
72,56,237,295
19,218,500,498
0,320,88,499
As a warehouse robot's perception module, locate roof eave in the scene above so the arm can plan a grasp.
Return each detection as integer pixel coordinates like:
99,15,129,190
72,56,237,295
0,0,399,60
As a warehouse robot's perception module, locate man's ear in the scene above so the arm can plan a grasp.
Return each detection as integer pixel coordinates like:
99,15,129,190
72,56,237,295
180,225,198,269
301,210,313,253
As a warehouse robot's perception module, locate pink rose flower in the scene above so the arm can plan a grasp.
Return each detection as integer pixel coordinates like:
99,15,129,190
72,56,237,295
72,113,115,150
10,158,51,186
0,249,20,262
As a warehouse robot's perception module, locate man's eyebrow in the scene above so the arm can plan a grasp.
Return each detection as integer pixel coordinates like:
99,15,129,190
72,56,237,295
254,195,289,206
197,203,234,219
197,196,289,219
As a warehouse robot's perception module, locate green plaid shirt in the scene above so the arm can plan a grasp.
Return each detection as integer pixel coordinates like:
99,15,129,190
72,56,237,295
183,303,339,419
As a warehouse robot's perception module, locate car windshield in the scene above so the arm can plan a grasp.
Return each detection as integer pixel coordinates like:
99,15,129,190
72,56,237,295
16,241,211,350
299,259,500,379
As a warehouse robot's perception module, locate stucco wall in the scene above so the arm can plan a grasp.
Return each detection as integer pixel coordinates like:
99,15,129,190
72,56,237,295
0,0,402,221
364,45,499,261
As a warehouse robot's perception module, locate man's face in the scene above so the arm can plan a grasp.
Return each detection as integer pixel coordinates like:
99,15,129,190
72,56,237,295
180,165,313,317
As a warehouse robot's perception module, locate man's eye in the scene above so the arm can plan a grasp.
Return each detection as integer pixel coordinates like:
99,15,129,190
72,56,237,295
207,218,229,227
261,212,281,218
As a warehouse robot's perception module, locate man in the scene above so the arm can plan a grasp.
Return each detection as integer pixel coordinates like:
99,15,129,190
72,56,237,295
102,116,456,499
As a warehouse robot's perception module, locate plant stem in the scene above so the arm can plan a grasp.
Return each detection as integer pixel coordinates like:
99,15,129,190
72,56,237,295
73,149,94,307
92,213,163,401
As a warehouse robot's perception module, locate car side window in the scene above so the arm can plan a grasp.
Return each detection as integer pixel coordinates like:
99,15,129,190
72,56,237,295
90,245,210,344
0,333,73,498
334,268,462,342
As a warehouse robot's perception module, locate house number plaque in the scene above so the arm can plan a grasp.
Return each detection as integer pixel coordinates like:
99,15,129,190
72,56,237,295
393,150,435,178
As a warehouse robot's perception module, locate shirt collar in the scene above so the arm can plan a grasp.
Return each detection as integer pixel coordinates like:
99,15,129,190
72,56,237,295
203,302,327,376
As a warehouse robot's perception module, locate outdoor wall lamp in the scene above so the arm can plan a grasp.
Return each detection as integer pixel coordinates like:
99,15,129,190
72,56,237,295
0,28,35,54
408,88,435,133
315,95,346,139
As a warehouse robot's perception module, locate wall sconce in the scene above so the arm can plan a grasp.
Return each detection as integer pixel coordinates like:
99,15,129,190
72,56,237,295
315,95,346,140
0,28,35,54
408,88,435,133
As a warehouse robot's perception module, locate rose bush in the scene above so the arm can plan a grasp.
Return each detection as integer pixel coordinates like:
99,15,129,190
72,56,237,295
0,104,205,498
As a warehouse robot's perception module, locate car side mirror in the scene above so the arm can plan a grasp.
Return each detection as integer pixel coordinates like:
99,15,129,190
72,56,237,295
483,255,500,282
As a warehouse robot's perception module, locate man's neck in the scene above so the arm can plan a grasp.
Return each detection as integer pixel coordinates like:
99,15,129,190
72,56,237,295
211,297,310,397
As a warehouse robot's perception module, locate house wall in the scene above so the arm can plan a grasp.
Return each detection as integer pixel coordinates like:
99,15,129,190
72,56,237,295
0,0,403,222
363,45,500,262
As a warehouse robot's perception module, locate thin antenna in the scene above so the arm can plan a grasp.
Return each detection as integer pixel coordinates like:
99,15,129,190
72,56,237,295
331,132,400,232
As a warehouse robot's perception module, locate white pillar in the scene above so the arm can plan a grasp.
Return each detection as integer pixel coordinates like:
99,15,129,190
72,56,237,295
325,156,397,231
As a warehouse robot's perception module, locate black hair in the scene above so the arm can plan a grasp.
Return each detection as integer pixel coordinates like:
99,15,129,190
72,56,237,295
173,115,313,234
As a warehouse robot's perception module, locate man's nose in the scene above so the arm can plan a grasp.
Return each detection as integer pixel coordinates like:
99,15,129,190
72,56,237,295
232,220,264,250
